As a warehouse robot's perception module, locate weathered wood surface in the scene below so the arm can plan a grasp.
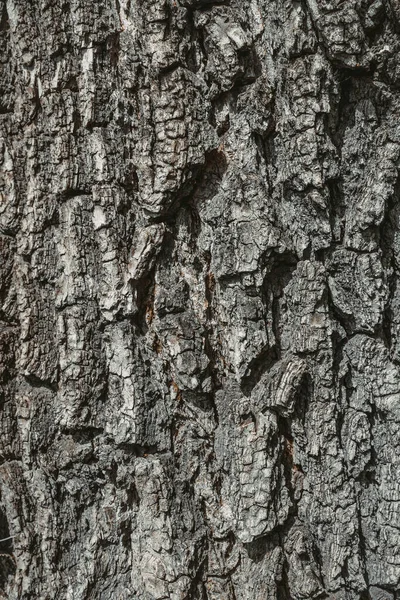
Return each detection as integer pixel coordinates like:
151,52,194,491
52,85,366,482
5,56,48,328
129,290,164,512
1,0,400,598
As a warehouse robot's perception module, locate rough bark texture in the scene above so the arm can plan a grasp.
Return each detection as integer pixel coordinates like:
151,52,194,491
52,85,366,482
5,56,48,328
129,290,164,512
1,0,400,598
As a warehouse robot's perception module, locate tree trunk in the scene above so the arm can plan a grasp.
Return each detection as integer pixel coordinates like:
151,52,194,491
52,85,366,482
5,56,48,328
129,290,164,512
0,0,399,598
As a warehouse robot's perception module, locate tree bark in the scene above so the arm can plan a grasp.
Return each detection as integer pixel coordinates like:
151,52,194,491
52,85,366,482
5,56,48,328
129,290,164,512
0,0,400,598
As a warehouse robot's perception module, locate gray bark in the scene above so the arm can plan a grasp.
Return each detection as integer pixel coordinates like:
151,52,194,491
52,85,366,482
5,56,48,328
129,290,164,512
0,0,400,598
